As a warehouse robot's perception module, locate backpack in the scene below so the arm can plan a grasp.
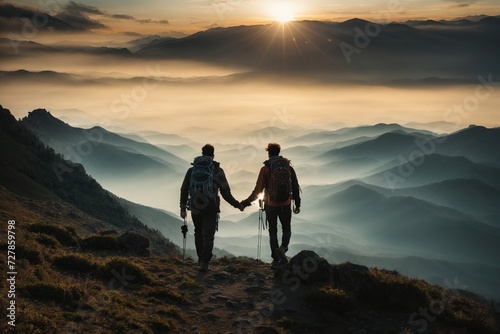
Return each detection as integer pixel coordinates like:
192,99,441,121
267,156,292,203
189,156,215,209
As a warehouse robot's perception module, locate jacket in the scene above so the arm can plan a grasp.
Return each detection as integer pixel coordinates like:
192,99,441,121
180,159,239,213
244,156,301,207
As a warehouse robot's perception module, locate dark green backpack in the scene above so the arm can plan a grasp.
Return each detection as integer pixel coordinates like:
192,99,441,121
189,156,215,209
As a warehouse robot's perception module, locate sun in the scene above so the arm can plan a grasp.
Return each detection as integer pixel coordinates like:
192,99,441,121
268,2,295,23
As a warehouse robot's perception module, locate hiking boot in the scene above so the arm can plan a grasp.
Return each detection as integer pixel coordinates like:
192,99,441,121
199,262,209,272
271,260,280,269
275,246,288,264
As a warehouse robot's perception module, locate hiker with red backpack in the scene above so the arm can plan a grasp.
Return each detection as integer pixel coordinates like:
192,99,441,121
240,143,301,269
180,144,241,272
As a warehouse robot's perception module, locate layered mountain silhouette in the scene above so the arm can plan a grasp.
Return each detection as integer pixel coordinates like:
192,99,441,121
20,109,188,208
2,3,499,83
4,105,500,302
134,18,500,80
0,105,175,250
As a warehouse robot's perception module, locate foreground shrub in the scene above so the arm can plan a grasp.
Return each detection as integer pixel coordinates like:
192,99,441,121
53,253,97,274
149,315,175,332
24,282,82,305
80,234,120,251
305,287,355,313
98,257,151,285
359,268,429,311
16,243,43,264
35,234,60,248
27,223,78,246
147,288,189,304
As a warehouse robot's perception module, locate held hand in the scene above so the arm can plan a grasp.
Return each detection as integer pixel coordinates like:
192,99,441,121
180,210,187,219
293,206,300,214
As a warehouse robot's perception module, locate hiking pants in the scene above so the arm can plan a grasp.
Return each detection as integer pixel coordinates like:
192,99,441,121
265,204,292,261
192,210,218,264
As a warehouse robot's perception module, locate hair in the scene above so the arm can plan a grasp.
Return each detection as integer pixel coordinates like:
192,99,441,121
202,144,215,157
266,143,281,156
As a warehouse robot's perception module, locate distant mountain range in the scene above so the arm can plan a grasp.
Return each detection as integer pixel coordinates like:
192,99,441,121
2,1,499,83
4,104,500,300
0,104,176,254
21,109,189,209
133,17,500,81
22,109,187,177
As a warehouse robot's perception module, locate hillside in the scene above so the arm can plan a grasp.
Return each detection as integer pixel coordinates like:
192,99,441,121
0,105,177,251
20,108,188,209
21,109,187,174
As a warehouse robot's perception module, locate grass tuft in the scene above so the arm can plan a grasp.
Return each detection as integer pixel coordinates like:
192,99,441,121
359,268,429,311
35,234,60,248
276,316,296,329
305,286,355,313
98,257,152,285
23,282,82,306
149,315,176,332
146,287,190,304
27,222,78,246
53,253,98,274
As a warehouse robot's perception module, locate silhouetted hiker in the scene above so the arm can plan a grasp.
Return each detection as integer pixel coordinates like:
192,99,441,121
240,143,301,269
180,144,240,272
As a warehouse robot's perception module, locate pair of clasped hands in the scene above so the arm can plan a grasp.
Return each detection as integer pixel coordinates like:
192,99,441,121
237,199,300,214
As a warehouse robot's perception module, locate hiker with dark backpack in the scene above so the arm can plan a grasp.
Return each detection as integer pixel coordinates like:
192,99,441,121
240,143,301,269
180,144,240,272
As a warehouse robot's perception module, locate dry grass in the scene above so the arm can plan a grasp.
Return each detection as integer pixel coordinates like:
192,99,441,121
305,286,356,313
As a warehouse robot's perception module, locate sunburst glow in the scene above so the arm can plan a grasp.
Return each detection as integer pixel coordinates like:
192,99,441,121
268,2,295,23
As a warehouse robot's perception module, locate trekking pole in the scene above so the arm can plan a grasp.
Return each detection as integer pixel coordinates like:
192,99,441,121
257,198,264,261
181,217,188,276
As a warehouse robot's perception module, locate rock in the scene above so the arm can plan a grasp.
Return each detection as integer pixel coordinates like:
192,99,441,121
274,250,332,285
118,231,150,254
214,271,231,280
332,262,370,293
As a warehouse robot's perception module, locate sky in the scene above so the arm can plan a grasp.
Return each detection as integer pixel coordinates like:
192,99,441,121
7,0,500,37
1,0,499,131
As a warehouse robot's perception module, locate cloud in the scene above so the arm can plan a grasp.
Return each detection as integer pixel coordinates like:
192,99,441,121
64,2,104,16
55,1,169,29
55,8,109,30
136,18,170,25
0,3,80,32
112,14,135,20
442,0,478,6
